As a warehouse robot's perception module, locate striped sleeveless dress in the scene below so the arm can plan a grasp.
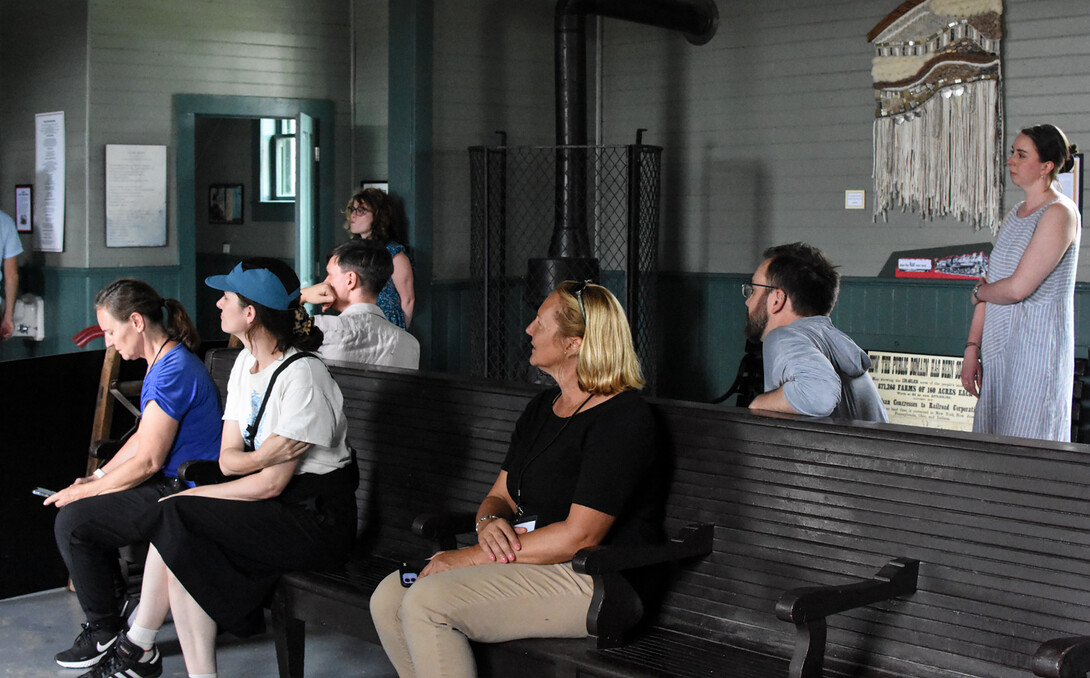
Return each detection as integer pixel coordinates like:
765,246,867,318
974,194,1081,441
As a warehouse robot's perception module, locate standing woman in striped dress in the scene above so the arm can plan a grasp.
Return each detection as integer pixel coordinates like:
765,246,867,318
962,124,1080,441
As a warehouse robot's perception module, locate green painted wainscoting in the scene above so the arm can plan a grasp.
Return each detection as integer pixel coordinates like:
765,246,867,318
431,274,1090,403
0,266,182,362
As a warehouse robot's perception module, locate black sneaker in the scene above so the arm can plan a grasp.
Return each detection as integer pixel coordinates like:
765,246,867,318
77,634,161,678
55,623,118,669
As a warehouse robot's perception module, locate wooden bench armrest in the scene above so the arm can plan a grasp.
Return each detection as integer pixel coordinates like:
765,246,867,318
1032,636,1090,677
571,523,714,575
571,523,713,650
177,459,231,486
776,557,919,623
775,558,919,678
412,512,478,551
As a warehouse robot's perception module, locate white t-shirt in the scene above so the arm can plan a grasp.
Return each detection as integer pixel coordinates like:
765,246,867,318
223,347,350,475
314,302,420,368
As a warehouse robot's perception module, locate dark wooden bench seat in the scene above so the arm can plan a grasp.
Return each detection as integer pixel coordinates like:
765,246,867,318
200,348,1090,678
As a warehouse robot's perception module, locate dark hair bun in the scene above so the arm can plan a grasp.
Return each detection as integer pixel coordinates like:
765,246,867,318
1061,143,1079,173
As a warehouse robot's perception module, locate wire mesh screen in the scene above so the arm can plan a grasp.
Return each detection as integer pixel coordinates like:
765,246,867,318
469,144,661,392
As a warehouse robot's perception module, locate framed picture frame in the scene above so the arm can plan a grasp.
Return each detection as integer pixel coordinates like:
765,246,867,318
15,184,32,233
209,184,244,224
360,180,388,193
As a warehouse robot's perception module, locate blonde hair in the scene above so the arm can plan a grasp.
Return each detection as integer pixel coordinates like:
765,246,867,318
554,281,644,395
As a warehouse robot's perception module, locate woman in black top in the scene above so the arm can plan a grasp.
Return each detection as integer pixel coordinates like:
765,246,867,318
371,281,658,678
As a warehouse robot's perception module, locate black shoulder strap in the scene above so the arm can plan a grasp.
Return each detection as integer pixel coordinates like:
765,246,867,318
244,351,319,451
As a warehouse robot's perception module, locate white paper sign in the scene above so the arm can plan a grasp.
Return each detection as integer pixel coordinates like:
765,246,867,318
34,111,65,252
868,351,977,431
106,145,167,247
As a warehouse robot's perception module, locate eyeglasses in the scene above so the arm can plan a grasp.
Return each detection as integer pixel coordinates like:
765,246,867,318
347,206,372,217
741,282,777,299
574,280,590,321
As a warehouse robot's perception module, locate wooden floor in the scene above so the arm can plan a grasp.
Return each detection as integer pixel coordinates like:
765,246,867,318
0,588,397,678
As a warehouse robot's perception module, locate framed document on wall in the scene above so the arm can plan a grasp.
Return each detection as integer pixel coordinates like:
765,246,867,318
106,144,167,247
15,185,32,233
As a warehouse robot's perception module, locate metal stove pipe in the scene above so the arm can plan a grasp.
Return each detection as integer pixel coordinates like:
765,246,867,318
543,0,717,268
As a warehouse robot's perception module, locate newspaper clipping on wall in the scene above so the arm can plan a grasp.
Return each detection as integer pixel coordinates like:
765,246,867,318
868,351,976,431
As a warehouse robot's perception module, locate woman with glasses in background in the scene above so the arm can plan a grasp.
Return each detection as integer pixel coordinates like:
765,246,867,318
370,281,662,678
344,186,415,329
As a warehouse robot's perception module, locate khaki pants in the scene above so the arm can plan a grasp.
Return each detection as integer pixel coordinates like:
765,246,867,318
370,562,593,678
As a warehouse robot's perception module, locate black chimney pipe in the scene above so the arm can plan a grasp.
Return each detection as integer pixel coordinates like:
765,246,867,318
557,0,718,153
529,0,718,307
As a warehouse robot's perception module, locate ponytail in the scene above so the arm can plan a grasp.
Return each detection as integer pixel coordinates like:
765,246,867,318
162,298,200,351
291,305,323,351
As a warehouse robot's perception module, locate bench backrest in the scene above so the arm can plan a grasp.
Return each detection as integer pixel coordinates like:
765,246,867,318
205,348,1090,677
654,401,1090,678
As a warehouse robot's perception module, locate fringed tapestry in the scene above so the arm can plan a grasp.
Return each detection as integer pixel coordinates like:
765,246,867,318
869,0,1004,233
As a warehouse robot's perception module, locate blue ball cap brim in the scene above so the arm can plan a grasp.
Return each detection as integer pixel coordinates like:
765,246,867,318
204,263,300,311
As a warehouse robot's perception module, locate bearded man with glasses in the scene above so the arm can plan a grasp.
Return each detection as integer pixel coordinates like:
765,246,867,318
741,243,888,422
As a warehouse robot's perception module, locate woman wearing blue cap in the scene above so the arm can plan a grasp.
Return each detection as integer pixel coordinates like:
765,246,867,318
82,258,357,678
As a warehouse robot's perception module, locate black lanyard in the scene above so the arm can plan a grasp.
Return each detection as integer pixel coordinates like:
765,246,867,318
515,392,592,517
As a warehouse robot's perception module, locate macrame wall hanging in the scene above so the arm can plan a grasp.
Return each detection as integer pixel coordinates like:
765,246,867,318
869,0,1004,233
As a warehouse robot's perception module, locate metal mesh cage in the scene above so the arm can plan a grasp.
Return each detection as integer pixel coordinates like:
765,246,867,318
469,143,661,392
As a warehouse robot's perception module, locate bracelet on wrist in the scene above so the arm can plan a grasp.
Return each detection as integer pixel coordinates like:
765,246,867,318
474,514,504,533
971,282,983,304
93,468,106,478
965,341,981,351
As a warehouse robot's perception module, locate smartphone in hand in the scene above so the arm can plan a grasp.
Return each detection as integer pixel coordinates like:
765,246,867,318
32,487,56,498
399,559,430,587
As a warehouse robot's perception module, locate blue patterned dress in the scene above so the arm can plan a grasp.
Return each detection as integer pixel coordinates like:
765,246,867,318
378,241,409,329
974,194,1081,441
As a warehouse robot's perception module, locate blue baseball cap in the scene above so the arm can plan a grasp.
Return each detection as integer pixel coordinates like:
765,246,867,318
204,262,301,310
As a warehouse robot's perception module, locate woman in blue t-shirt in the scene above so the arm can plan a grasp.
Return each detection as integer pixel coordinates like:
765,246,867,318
344,186,415,328
48,279,222,670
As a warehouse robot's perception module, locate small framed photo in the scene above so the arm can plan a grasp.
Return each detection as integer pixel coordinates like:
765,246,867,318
15,184,32,233
209,184,244,224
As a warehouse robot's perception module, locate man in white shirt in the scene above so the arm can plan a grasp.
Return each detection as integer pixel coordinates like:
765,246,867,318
0,209,23,339
301,239,420,368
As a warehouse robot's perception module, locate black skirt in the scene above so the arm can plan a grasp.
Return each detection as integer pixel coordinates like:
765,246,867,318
147,464,357,636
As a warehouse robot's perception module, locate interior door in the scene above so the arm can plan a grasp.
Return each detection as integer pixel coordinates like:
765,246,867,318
295,112,317,287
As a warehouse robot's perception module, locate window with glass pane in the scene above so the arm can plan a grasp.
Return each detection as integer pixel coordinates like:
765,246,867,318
259,118,297,203
273,134,296,199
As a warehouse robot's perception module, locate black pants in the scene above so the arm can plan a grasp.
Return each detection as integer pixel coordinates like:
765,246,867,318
150,469,357,636
54,474,183,629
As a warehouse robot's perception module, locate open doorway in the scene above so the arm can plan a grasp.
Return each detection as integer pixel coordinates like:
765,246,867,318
174,95,335,344
193,116,297,340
